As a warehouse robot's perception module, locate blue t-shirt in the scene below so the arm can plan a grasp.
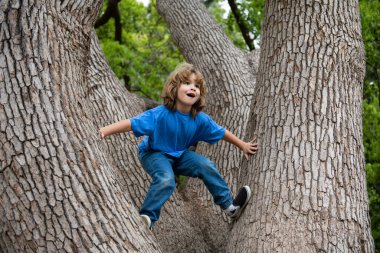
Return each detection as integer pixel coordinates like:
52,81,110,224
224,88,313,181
130,105,226,158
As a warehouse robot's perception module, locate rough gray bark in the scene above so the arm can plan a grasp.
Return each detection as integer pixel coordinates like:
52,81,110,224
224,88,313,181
0,1,160,252
226,0,375,252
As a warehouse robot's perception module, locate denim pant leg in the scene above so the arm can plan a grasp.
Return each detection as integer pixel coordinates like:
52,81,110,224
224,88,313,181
174,150,233,209
139,152,176,223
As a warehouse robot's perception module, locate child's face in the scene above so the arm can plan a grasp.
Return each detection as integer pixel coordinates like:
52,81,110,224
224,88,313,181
175,73,201,113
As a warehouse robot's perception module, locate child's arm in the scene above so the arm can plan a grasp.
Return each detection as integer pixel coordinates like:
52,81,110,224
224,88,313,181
222,130,258,160
99,119,132,138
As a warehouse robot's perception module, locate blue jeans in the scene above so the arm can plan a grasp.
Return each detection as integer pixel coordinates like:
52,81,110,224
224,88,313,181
139,150,233,223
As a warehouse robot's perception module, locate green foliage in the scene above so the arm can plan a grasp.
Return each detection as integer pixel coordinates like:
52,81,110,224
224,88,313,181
360,0,380,104
360,1,380,250
364,98,380,163
96,0,183,101
239,0,264,42
95,0,265,99
208,0,248,50
364,97,380,252
176,175,187,192
367,162,380,252
208,0,265,50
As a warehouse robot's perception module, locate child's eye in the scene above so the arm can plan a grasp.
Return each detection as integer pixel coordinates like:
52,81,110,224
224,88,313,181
184,82,190,85
195,84,200,88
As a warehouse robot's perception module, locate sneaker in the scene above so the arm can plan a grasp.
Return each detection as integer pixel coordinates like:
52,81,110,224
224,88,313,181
140,214,153,230
225,186,252,219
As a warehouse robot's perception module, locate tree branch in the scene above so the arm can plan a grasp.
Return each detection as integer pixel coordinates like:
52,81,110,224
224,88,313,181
156,0,245,64
95,0,122,43
227,0,255,51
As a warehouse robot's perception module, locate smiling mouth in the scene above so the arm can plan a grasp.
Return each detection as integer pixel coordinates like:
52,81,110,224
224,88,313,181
187,93,196,98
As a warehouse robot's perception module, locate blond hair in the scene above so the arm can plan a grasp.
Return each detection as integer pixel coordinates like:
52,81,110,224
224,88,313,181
162,63,207,117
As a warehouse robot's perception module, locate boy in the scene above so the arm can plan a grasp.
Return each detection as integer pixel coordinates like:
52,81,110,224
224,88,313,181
99,63,257,229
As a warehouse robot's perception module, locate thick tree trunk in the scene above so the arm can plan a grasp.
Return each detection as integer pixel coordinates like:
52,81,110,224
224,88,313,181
226,0,375,252
0,2,160,252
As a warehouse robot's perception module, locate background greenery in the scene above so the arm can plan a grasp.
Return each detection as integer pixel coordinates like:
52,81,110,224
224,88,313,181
95,0,379,251
361,0,380,251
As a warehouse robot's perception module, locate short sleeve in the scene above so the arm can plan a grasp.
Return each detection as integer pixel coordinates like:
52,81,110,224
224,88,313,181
130,109,156,137
196,113,226,144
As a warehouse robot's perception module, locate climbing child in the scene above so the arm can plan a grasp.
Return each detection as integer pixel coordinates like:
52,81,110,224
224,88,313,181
99,62,258,230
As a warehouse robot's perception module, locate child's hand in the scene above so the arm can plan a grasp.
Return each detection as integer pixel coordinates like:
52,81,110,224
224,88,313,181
99,128,106,139
242,138,258,160
222,130,258,160
98,120,131,139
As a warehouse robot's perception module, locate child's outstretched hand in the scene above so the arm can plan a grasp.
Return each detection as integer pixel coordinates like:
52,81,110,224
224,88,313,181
242,138,258,160
99,128,106,139
98,119,132,139
222,130,258,160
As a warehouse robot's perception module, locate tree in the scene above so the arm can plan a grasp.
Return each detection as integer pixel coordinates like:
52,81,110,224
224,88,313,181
0,1,159,252
95,0,123,43
0,1,374,253
227,0,255,50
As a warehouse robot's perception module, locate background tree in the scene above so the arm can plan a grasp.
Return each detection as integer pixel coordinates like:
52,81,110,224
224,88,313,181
0,1,161,252
95,0,123,43
227,0,255,50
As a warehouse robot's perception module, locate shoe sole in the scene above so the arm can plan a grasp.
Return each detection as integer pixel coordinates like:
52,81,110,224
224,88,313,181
140,214,152,230
231,186,252,220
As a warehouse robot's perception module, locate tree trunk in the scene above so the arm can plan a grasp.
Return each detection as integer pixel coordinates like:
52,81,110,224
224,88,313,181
0,2,160,252
226,0,375,252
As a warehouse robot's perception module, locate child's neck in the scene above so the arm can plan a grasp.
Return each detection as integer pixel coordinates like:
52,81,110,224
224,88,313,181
175,104,191,114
